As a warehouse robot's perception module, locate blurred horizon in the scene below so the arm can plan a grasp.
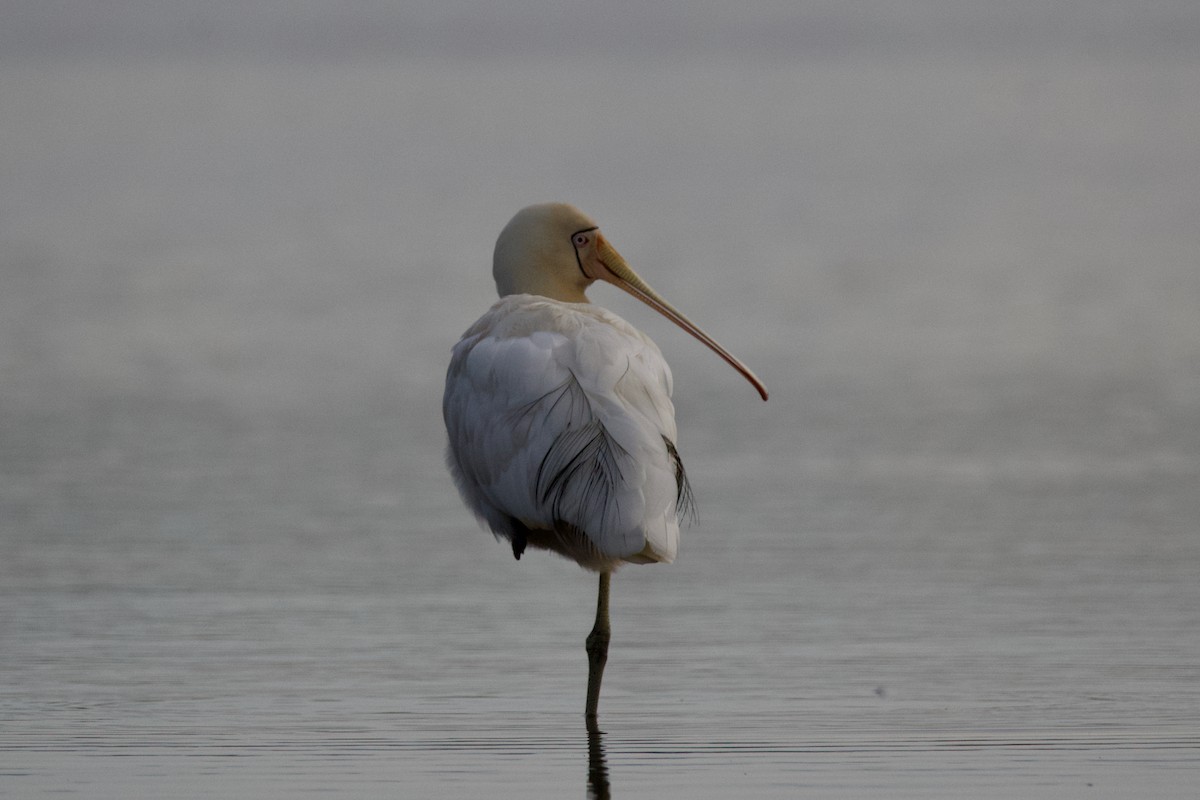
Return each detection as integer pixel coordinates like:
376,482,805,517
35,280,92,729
4,1,1200,63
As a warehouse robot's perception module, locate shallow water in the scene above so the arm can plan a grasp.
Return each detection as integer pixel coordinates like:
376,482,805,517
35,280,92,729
3,3,1200,797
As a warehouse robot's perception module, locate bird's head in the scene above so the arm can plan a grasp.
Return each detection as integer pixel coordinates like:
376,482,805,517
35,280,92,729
493,202,599,303
492,202,768,401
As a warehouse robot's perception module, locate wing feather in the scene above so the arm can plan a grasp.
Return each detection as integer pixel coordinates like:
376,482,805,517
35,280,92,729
443,295,684,569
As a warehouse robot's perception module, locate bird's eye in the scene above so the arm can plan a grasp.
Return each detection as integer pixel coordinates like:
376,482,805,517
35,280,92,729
573,233,589,247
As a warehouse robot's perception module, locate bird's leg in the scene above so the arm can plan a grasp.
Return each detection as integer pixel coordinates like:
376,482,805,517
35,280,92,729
585,571,612,731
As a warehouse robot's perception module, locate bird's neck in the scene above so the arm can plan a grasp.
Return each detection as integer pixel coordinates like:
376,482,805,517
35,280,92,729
496,263,592,304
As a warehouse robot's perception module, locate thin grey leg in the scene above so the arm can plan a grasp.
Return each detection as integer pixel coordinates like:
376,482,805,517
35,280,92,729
585,571,611,731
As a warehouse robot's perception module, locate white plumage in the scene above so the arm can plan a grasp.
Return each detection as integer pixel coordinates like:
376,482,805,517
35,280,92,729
444,294,686,571
441,202,765,727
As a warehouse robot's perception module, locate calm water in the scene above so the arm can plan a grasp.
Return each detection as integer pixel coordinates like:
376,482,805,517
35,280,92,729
2,3,1199,797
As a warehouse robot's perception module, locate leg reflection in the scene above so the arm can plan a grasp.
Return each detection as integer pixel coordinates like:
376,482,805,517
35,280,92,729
586,727,611,800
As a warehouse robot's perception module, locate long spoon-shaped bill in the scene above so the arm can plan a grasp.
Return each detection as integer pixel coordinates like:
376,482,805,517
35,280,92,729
595,238,769,401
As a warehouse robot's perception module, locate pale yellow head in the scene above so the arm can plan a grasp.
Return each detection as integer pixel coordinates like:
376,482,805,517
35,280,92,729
493,202,599,303
492,202,768,401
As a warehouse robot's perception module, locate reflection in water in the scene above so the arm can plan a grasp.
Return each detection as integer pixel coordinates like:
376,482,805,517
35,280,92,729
587,729,611,799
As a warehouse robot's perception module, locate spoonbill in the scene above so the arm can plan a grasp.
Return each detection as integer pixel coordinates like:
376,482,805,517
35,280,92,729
443,202,767,728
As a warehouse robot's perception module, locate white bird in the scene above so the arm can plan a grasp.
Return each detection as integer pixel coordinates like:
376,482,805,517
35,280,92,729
443,202,767,728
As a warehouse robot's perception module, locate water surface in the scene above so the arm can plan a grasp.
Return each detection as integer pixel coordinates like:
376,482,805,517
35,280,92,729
2,3,1199,797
